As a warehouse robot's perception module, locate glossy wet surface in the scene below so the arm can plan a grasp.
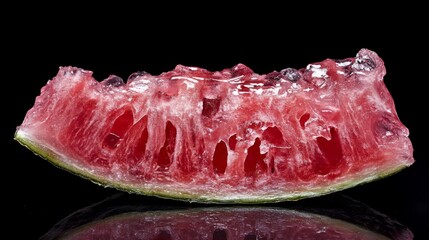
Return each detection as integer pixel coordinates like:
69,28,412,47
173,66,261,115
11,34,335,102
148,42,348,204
40,193,412,240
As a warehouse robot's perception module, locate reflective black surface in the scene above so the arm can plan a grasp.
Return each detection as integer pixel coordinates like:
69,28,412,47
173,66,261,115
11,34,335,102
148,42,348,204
41,193,412,240
6,8,427,239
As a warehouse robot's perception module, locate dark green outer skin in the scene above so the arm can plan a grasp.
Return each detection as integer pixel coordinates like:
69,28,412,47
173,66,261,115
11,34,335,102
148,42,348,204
15,130,409,204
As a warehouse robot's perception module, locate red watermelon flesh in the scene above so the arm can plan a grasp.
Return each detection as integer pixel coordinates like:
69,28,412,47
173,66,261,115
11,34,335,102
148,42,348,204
15,48,414,203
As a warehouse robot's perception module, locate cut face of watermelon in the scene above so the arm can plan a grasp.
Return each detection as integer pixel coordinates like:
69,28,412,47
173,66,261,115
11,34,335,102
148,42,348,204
15,48,414,203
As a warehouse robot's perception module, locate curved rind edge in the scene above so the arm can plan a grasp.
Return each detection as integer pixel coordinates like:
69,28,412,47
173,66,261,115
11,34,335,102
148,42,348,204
14,129,411,204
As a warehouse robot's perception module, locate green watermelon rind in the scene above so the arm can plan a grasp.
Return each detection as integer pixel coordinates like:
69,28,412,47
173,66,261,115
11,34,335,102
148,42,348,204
15,130,410,204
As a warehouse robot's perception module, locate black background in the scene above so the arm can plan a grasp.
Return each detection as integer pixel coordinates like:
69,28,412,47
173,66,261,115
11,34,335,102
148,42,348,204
5,5,428,239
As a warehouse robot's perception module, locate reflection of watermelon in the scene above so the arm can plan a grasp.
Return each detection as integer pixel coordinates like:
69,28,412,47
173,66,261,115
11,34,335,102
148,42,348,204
40,194,413,240
15,48,414,203
42,194,413,240
55,208,392,240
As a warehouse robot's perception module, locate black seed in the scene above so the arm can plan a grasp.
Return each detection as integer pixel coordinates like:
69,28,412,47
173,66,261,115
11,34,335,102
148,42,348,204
280,68,301,82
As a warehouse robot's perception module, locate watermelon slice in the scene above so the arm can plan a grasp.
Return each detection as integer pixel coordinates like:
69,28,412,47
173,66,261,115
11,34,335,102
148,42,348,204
15,48,414,203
